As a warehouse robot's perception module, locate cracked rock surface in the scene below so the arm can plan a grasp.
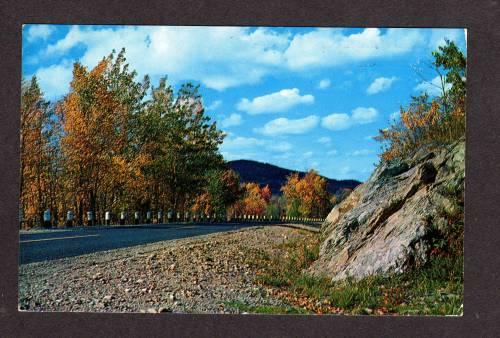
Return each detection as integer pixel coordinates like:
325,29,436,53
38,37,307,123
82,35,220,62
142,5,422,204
309,141,464,281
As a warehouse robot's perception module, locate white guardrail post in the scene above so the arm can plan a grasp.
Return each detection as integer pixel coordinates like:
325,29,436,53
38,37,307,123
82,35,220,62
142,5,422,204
43,209,51,228
87,211,93,226
66,210,74,227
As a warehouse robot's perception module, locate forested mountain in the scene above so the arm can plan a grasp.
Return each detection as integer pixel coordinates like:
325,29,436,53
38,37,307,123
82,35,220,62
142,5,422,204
228,159,361,195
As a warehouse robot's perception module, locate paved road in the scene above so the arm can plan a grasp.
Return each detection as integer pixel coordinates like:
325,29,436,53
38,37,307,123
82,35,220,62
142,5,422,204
19,222,311,265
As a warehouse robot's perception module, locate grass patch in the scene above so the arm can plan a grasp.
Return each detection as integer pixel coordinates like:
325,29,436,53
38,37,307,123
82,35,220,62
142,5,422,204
224,300,310,314
248,230,463,315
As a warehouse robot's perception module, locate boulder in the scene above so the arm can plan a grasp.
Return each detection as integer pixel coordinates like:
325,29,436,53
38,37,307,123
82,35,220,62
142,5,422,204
309,141,465,281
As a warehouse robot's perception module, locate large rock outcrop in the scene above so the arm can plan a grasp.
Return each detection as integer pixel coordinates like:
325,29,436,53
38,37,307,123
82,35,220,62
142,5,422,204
309,141,465,281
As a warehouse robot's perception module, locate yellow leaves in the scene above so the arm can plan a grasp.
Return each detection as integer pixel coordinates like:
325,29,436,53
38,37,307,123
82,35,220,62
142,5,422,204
378,96,465,162
20,76,55,225
281,170,330,218
57,56,137,219
227,182,269,216
191,193,212,215
22,49,228,226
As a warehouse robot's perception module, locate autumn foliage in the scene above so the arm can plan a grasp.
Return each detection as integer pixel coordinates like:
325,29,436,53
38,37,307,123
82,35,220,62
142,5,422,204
231,183,270,217
191,169,242,219
376,40,466,163
20,49,225,227
281,170,331,218
20,48,335,227
20,77,56,227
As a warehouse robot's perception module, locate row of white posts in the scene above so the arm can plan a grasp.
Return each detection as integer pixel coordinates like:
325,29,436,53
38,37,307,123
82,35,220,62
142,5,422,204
233,215,324,222
38,208,325,227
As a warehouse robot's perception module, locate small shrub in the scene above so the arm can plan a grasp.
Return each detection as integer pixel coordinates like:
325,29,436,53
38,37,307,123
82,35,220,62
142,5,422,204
376,41,466,164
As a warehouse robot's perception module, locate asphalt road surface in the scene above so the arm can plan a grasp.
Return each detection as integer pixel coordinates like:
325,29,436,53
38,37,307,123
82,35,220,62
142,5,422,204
19,222,281,265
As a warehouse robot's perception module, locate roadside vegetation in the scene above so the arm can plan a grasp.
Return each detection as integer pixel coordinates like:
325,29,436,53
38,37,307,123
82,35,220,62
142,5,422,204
243,228,462,315
20,50,341,229
237,41,466,316
375,40,466,163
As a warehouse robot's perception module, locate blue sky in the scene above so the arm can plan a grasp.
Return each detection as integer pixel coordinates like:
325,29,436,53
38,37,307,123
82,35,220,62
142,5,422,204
22,25,466,181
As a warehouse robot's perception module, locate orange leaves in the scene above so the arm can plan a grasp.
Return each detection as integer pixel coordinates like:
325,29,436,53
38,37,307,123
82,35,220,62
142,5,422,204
229,182,270,216
377,94,465,163
376,43,466,163
241,183,268,216
21,49,227,226
191,192,212,215
281,170,330,218
401,100,441,131
260,185,272,204
19,76,54,226
58,55,134,221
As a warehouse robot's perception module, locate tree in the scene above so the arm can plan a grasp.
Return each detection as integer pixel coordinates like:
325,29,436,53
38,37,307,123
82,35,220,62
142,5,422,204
281,172,301,217
432,40,466,108
101,48,150,215
59,58,126,225
233,182,269,217
20,76,54,227
265,196,281,219
21,48,228,228
136,77,225,215
376,41,466,163
281,170,331,218
260,185,272,204
192,169,242,218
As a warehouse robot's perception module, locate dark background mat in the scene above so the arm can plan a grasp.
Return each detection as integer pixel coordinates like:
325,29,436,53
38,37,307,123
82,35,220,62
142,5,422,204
1,0,499,336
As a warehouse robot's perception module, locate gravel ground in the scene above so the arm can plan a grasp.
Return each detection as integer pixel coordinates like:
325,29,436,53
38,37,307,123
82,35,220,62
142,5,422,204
19,226,306,313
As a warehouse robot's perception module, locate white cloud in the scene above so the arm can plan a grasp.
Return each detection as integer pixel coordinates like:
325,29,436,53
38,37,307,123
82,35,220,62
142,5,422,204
34,60,73,100
25,25,55,42
349,149,375,156
428,29,463,50
38,26,292,92
366,76,397,95
318,136,331,144
269,142,293,152
317,78,331,89
327,149,338,156
303,151,313,158
284,28,425,70
321,113,351,131
390,111,400,121
220,113,243,128
207,100,222,111
255,115,319,136
351,107,378,124
237,88,314,115
322,107,378,131
220,135,292,161
221,136,291,152
222,136,264,148
31,26,435,98
414,75,452,96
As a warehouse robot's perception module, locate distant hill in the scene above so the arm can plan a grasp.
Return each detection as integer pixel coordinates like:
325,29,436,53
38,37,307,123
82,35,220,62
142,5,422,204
227,159,361,195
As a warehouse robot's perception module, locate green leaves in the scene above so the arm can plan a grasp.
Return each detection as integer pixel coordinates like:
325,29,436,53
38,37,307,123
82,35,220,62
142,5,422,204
432,39,466,106
376,40,466,163
21,48,229,227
